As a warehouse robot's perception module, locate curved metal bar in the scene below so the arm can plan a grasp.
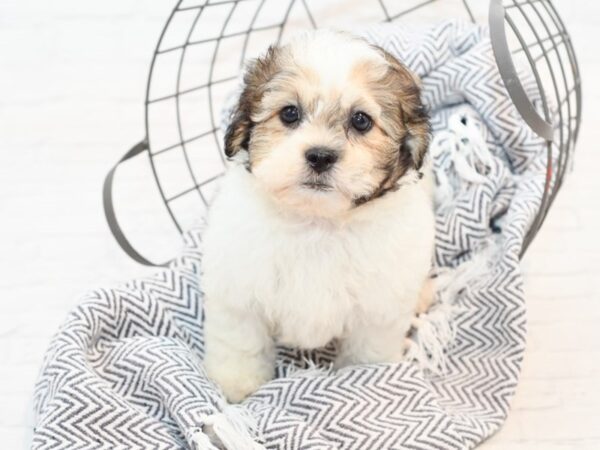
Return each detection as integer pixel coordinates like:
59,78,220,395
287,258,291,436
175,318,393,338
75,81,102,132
206,2,241,158
539,0,581,190
103,140,170,267
275,0,297,45
525,0,574,234
238,0,268,69
174,7,209,207
546,1,582,145
145,0,187,234
499,11,553,254
512,0,565,183
462,0,475,23
378,0,392,22
489,0,554,141
301,0,318,28
510,0,568,254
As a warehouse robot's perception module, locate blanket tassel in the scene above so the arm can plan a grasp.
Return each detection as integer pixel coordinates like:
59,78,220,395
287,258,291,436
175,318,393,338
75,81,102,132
190,407,266,450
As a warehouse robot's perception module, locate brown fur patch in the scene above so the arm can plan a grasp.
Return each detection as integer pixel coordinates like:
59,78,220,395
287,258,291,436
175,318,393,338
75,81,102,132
349,47,430,205
376,47,430,169
224,46,282,158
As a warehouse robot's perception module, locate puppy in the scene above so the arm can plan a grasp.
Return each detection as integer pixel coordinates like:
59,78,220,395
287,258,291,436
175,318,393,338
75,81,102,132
201,30,435,403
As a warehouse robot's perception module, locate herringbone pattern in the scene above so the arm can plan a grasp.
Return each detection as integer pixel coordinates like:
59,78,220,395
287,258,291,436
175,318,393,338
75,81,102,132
33,21,544,449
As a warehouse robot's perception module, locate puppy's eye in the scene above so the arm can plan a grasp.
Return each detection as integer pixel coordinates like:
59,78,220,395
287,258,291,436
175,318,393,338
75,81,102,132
280,105,300,125
351,111,372,133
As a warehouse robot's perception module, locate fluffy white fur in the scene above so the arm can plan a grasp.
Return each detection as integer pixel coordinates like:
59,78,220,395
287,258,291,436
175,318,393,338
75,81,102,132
201,31,435,403
202,165,434,402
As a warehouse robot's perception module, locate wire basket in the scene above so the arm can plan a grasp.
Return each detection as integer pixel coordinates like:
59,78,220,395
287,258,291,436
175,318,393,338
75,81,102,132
104,0,581,266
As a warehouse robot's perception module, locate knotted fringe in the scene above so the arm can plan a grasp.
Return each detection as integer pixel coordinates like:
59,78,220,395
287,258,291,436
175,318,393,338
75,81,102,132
189,405,265,450
406,241,501,374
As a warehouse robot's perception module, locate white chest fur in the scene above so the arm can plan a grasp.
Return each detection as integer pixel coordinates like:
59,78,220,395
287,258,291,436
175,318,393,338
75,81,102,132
201,166,435,350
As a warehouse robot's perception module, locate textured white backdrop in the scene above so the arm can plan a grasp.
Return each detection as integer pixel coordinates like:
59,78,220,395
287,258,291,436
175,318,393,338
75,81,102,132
0,0,598,448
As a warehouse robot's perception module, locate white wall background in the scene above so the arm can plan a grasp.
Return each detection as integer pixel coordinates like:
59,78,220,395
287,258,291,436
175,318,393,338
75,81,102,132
0,0,598,448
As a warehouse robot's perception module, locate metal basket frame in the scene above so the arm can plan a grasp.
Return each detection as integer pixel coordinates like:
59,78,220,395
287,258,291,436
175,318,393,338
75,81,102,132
103,0,582,266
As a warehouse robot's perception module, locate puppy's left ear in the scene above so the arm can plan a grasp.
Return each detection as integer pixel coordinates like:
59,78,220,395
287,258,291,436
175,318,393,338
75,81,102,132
379,48,430,171
224,46,281,158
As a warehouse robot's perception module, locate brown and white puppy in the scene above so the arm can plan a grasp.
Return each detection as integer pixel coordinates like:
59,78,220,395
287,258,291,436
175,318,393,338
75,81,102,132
201,30,435,403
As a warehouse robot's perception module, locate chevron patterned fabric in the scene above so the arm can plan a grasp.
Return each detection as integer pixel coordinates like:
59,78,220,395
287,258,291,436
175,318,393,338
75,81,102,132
33,21,546,449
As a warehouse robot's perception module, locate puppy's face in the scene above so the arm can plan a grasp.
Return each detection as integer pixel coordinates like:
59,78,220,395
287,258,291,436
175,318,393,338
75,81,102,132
225,30,429,218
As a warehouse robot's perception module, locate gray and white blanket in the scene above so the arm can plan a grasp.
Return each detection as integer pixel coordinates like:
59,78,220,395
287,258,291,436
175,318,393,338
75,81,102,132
33,21,547,449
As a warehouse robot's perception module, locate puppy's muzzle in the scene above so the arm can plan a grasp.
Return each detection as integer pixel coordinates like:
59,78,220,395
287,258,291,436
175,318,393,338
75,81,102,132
305,147,338,174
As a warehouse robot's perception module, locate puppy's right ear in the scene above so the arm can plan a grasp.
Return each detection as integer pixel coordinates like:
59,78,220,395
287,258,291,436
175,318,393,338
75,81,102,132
224,46,280,158
224,78,253,158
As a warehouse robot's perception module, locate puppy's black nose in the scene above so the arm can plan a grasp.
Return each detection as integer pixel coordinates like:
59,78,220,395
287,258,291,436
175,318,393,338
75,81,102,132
305,147,338,173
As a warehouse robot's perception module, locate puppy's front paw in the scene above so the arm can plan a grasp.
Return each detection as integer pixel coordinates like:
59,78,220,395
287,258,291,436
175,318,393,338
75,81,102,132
204,352,274,403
